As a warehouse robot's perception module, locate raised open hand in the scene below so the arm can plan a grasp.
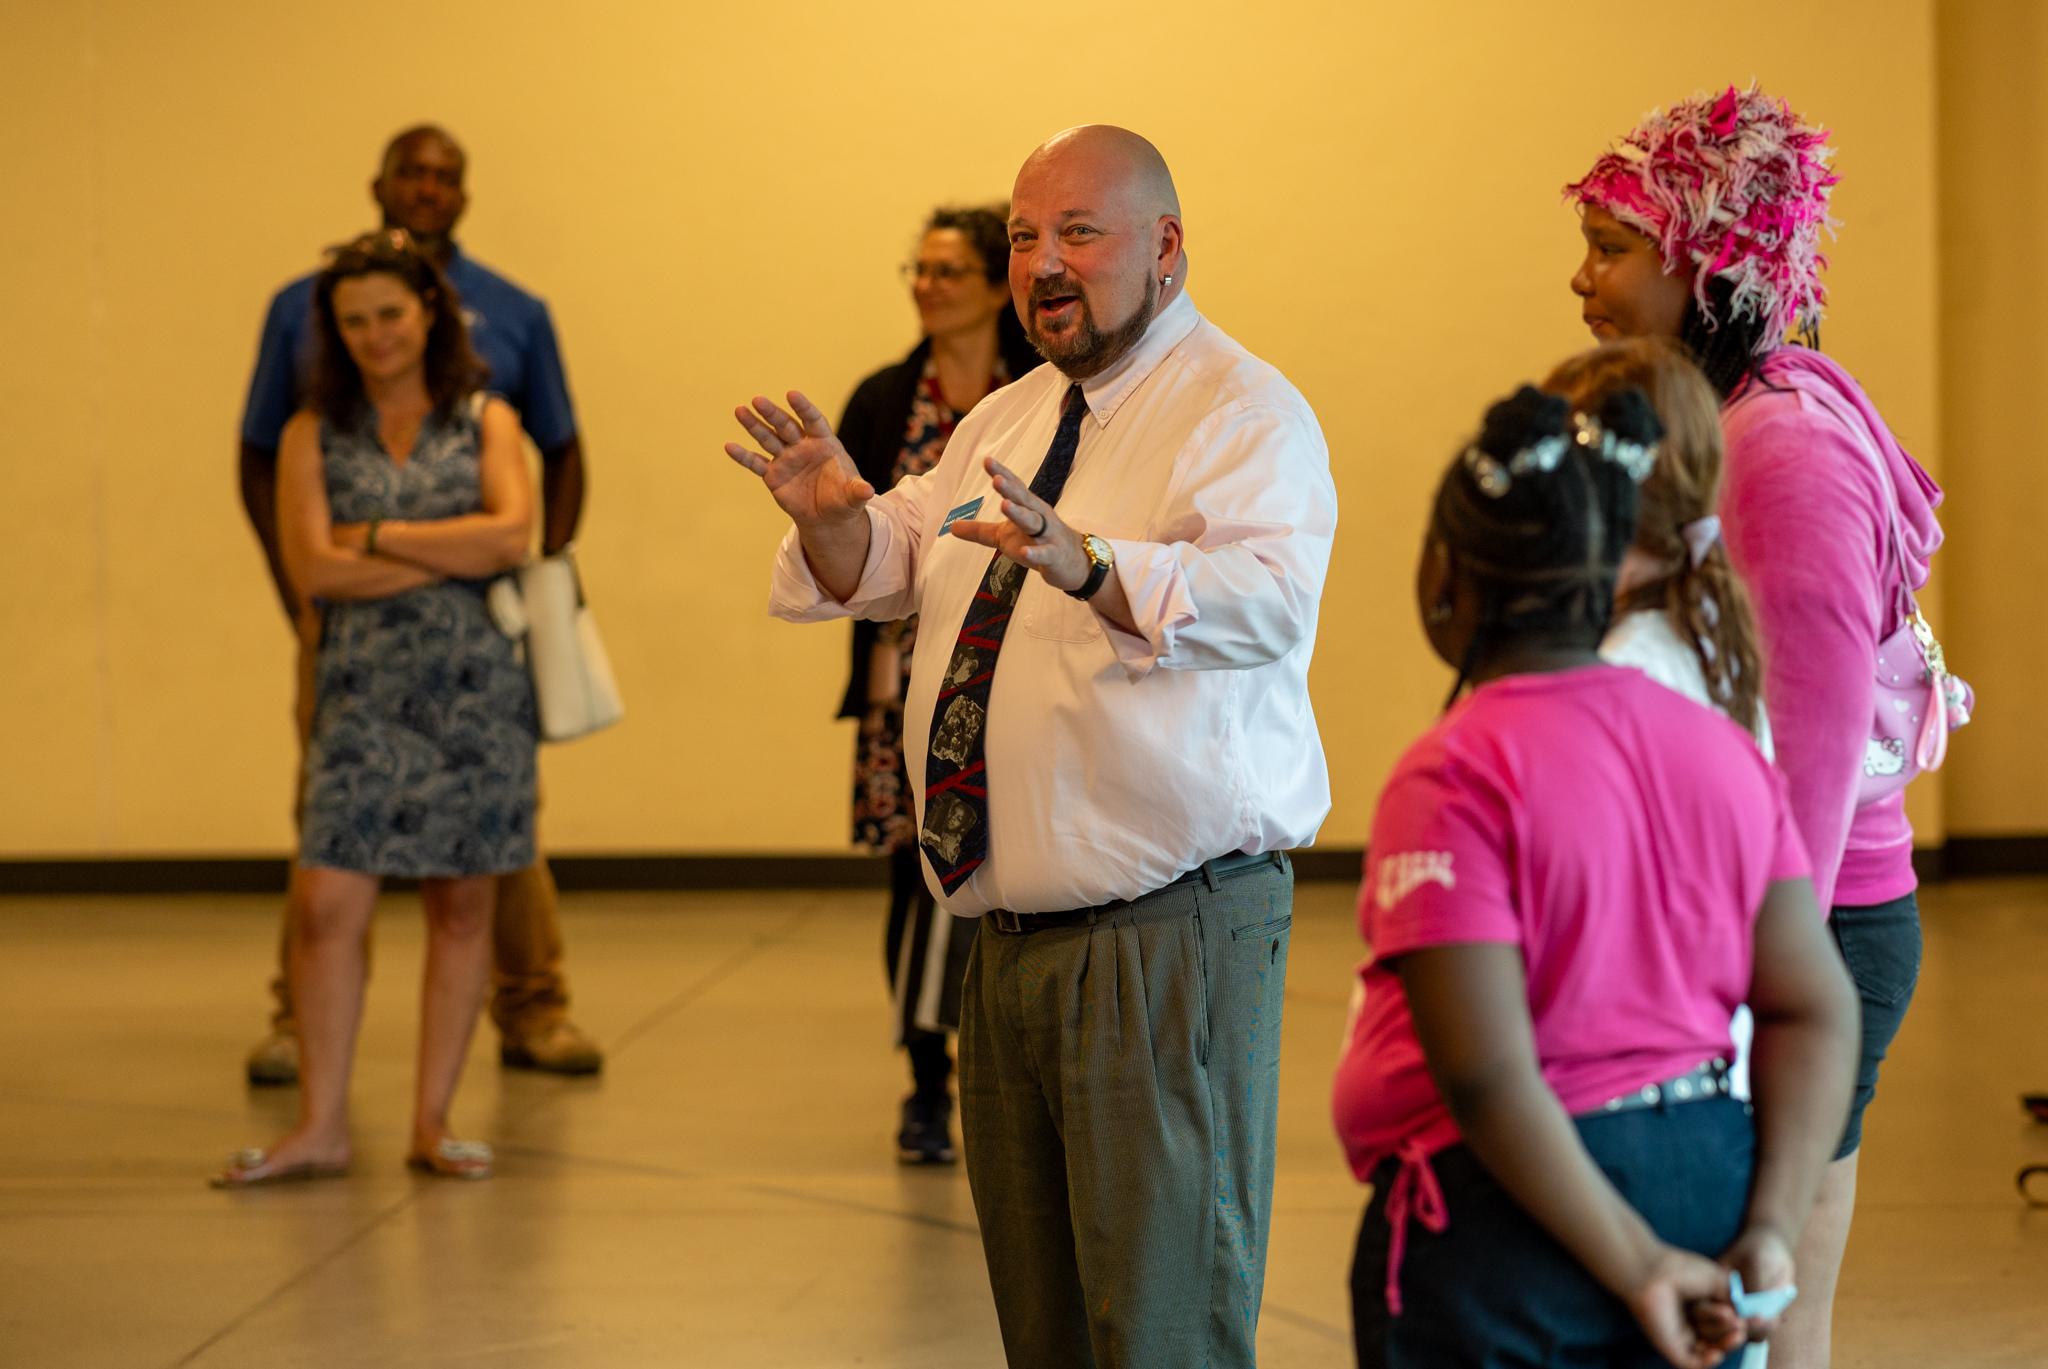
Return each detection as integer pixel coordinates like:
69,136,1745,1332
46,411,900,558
725,391,874,529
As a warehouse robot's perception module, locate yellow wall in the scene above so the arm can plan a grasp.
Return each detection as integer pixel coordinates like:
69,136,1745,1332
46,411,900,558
1,0,1961,856
1934,0,2047,837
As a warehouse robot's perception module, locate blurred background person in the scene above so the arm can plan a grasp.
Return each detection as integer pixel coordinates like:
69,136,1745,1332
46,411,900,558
217,231,536,1185
834,205,1040,1163
237,124,603,1086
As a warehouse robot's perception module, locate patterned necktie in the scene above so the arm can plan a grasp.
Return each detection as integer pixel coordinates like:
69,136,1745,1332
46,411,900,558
920,384,1088,894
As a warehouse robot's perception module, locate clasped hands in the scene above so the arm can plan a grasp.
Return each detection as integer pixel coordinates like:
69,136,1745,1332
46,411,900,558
723,392,1096,594
1626,1223,1795,1369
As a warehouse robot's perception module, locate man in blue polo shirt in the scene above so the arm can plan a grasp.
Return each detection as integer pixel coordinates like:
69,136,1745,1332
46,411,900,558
237,123,603,1083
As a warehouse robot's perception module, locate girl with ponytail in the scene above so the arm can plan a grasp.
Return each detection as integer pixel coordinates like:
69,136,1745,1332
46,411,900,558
1335,385,1857,1368
1546,337,1772,753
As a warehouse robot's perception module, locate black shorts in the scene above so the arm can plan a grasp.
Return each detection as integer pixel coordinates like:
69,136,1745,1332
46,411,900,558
1829,890,1923,1159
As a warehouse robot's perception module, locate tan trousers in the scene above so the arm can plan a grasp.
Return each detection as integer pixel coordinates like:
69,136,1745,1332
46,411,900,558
270,608,573,1040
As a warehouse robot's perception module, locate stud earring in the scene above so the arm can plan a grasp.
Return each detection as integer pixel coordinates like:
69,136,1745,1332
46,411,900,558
1425,600,1453,626
1162,274,1174,286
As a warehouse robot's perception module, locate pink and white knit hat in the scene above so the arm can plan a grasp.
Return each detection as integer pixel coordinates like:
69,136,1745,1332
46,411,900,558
1566,84,1840,354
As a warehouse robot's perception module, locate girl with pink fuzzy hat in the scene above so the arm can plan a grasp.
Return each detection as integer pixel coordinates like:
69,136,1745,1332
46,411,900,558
1567,84,1969,1367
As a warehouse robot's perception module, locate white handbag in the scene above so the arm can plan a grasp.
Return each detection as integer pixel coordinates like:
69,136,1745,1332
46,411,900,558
491,548,624,743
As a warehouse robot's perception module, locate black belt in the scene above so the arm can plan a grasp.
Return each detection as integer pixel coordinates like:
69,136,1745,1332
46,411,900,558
985,851,1284,934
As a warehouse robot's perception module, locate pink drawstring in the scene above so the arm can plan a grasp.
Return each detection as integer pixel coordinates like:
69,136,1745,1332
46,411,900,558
1382,1141,1449,1315
1916,677,1950,772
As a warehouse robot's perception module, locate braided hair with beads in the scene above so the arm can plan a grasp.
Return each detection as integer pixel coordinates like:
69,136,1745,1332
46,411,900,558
1430,384,1665,706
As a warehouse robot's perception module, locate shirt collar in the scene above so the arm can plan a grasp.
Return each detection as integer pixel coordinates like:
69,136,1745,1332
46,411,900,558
1074,291,1201,427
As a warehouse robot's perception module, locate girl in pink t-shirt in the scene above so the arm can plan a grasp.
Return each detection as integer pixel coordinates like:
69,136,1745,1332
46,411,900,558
1335,385,1857,1369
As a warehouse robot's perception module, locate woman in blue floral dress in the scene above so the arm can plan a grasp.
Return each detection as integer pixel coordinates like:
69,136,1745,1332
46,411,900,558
215,231,536,1186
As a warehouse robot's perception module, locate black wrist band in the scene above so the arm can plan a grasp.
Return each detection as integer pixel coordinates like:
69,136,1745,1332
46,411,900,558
1066,558,1110,602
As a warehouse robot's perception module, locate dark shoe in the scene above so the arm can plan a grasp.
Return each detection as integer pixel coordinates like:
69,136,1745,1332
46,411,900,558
897,1092,956,1165
244,1029,300,1087
499,1019,604,1075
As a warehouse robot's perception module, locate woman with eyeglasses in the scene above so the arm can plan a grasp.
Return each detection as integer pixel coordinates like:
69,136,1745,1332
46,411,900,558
835,204,1042,1164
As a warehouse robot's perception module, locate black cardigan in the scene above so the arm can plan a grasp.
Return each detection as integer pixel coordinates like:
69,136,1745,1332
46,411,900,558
835,321,1042,720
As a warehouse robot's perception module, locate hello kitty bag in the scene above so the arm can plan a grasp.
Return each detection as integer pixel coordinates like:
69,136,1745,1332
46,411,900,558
1863,606,1971,802
1839,401,1974,804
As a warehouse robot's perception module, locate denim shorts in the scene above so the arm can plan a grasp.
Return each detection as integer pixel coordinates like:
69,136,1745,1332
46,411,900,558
1351,1097,1753,1368
1829,890,1923,1159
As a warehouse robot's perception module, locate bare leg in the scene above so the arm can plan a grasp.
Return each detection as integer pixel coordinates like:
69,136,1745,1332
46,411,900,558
413,875,494,1158
220,867,376,1179
1772,1151,1858,1367
244,610,325,1079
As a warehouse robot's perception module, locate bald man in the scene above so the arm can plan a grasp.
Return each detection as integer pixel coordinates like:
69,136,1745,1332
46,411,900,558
730,126,1336,1366
238,124,603,1084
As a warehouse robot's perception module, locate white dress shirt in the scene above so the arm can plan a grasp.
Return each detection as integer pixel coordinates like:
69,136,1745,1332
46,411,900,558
772,292,1336,915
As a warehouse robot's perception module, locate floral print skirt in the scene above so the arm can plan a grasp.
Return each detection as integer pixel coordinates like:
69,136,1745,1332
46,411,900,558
300,581,538,878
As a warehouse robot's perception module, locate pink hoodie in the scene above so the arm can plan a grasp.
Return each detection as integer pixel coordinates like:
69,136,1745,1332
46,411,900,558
1720,347,1946,911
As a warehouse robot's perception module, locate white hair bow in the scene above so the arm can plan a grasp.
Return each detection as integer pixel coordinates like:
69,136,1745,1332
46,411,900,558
1682,515,1722,567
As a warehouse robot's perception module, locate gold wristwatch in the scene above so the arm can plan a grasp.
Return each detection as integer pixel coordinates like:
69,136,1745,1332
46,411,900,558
1067,533,1115,601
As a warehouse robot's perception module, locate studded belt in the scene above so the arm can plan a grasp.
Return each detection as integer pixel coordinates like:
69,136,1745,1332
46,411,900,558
1590,1058,1734,1116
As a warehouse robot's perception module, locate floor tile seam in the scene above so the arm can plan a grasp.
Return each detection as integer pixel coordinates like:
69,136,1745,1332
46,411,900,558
577,904,818,1058
471,1141,981,1235
166,1194,422,1369
490,904,817,1138
1258,1301,1353,1343
0,1089,263,1123
488,1141,707,1182
734,1179,981,1236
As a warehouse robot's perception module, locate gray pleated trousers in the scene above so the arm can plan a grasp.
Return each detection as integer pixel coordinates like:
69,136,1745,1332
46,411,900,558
958,856,1293,1368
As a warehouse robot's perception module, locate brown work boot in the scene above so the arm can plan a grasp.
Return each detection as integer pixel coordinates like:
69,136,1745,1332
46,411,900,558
245,1028,300,1087
499,1019,604,1075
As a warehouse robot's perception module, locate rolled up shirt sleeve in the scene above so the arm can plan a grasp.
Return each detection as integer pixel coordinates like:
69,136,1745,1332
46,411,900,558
767,464,942,624
1099,400,1336,677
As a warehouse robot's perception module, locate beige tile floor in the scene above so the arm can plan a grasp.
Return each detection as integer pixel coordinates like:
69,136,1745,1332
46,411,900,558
0,876,2043,1367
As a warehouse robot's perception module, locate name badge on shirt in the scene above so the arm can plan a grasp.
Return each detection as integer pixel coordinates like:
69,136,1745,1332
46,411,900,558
938,496,984,536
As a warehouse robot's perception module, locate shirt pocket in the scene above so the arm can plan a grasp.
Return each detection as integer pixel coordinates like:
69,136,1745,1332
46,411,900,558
1015,522,1141,644
1016,579,1103,644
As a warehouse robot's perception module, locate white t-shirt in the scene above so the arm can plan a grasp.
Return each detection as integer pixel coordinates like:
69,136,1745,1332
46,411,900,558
1601,609,1775,760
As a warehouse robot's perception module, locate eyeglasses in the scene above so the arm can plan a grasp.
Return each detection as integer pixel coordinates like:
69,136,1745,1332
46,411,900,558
899,261,985,285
